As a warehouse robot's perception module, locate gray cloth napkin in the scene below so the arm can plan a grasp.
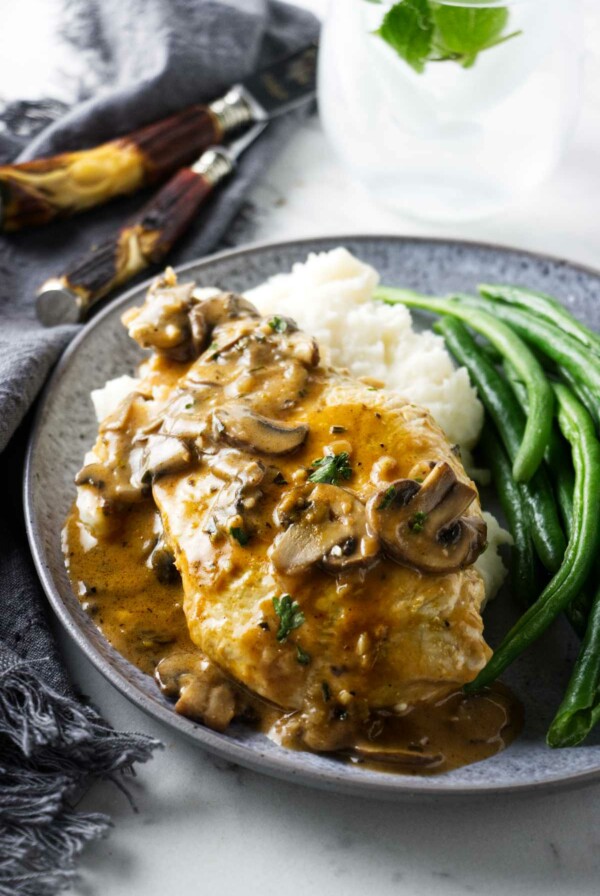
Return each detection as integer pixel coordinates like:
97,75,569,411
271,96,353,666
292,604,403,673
0,1,318,893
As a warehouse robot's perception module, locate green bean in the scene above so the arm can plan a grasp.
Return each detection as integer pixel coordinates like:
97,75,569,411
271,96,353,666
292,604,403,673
433,317,565,572
502,359,575,532
547,581,600,747
446,292,600,397
558,365,600,433
478,423,538,607
502,359,592,637
376,288,553,483
479,283,600,357
464,385,600,693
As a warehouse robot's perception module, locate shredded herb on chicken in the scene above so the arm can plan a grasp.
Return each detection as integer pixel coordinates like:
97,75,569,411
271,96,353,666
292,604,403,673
273,594,305,642
309,451,352,485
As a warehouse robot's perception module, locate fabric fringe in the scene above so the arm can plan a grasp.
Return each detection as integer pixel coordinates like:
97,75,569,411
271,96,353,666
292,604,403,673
0,661,161,895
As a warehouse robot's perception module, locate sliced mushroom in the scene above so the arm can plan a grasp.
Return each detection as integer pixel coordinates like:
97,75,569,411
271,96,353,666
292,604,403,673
283,330,320,368
139,434,193,482
212,403,308,455
194,291,259,329
271,483,380,575
204,468,265,543
99,392,142,433
149,535,180,584
75,458,148,511
158,389,214,441
155,652,238,731
205,448,266,488
366,461,487,574
122,281,197,361
352,741,444,768
205,317,259,358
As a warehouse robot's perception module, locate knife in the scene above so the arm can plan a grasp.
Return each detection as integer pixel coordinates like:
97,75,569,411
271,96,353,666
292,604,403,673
0,43,317,232
35,122,271,326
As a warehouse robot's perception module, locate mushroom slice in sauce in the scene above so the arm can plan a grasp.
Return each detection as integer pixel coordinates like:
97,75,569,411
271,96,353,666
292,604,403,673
75,393,153,512
122,281,197,361
149,535,180,584
271,483,380,575
366,461,487,574
195,291,259,329
212,403,308,455
139,434,193,482
282,330,320,368
99,391,143,433
155,652,238,732
75,460,147,511
352,741,444,768
203,453,267,542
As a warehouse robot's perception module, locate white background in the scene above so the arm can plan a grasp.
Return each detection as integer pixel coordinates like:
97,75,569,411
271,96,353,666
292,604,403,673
4,1,600,894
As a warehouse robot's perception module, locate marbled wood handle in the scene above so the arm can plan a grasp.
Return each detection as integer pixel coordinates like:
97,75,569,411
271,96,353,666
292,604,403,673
0,106,223,231
45,157,231,311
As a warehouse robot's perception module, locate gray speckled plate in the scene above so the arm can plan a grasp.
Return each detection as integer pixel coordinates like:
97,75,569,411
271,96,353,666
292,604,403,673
24,236,600,800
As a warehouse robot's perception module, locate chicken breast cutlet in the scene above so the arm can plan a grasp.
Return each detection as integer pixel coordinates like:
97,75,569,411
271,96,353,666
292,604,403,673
72,271,491,752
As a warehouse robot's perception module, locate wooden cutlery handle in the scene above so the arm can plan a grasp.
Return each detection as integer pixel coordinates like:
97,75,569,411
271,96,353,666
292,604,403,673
1,92,251,231
36,149,234,325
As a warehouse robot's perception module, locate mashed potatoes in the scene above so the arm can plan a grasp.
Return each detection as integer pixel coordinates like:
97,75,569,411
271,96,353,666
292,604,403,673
246,247,484,452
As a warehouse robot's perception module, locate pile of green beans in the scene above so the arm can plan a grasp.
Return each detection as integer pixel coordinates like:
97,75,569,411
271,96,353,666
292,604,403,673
374,281,600,748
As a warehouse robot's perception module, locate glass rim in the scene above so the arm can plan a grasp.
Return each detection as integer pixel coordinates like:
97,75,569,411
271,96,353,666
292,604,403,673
373,0,540,6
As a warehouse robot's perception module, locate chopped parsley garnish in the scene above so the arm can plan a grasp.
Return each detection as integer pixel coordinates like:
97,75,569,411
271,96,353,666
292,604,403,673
308,451,352,485
378,485,397,510
230,526,250,546
296,644,311,666
273,594,305,642
409,511,428,533
268,315,288,333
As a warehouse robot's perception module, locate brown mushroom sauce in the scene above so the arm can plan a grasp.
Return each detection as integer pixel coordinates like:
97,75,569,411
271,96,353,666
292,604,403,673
64,279,521,775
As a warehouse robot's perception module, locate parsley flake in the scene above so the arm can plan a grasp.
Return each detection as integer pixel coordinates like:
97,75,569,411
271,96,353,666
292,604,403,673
308,451,352,485
409,511,428,533
268,316,288,334
378,485,397,510
230,526,250,546
273,594,305,642
296,644,311,666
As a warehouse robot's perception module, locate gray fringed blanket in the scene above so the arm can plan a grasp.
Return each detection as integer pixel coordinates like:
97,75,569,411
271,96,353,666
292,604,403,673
0,1,318,892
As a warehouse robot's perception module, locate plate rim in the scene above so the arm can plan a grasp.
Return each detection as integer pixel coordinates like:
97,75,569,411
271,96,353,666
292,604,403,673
24,232,600,800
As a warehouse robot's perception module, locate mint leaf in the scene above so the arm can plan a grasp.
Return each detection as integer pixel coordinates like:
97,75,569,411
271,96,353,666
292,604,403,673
374,0,519,72
431,3,512,67
376,0,433,74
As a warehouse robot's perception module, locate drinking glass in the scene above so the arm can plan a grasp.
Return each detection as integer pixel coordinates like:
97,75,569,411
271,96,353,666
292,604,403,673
318,0,583,221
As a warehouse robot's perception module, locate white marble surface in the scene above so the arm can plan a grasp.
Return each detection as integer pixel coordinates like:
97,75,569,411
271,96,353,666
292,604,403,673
22,0,600,892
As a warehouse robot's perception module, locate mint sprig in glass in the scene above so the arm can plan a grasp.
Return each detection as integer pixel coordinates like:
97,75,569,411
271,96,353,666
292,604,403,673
370,0,522,71
319,0,582,220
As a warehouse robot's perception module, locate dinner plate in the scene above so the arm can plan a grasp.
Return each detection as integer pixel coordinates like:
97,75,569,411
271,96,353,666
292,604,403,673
25,235,600,800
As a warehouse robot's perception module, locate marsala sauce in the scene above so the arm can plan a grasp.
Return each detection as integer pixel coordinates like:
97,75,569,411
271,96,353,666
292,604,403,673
64,503,522,776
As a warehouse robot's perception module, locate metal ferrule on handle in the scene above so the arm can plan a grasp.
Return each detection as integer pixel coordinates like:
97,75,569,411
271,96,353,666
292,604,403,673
191,147,234,183
209,88,255,134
